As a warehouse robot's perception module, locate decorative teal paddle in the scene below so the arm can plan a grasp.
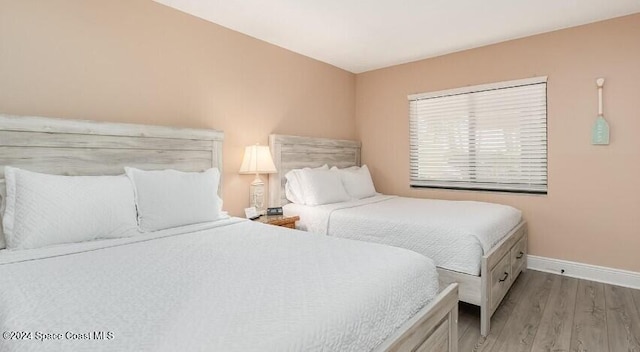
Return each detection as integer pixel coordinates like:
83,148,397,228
591,78,609,145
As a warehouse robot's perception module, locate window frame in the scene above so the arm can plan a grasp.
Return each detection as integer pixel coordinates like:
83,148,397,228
408,76,548,194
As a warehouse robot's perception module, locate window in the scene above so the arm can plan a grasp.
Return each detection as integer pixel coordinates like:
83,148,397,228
409,77,547,194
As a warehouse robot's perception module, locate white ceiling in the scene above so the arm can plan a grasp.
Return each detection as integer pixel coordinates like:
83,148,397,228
154,0,640,73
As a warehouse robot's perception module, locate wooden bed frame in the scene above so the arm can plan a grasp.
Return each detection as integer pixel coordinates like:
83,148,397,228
0,115,458,352
269,133,528,337
376,283,458,352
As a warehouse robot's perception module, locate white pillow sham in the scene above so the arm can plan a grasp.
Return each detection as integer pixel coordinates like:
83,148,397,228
284,164,328,204
332,165,377,199
125,167,222,232
0,190,5,249
2,167,138,250
284,174,304,205
298,168,351,206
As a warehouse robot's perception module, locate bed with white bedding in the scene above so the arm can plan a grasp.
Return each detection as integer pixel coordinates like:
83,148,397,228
284,195,522,276
0,114,459,352
0,218,442,352
269,134,528,336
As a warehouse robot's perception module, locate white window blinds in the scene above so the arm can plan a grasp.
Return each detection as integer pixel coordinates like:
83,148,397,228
409,77,547,193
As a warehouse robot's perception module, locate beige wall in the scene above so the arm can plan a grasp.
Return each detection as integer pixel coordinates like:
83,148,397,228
0,0,356,216
356,14,640,272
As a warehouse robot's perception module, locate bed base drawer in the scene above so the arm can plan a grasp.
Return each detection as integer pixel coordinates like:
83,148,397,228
510,234,527,278
489,253,512,312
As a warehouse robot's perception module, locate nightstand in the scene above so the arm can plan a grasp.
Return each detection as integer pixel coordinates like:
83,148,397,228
253,215,300,229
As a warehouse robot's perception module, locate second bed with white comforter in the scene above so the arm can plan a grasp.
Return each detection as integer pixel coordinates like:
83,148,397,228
285,195,522,276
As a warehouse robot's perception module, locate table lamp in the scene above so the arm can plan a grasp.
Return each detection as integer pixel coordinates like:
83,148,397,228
239,144,277,212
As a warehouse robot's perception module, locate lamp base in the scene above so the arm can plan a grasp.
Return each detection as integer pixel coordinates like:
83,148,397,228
249,174,265,213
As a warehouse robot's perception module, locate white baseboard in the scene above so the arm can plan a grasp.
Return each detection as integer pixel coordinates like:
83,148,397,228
527,255,640,290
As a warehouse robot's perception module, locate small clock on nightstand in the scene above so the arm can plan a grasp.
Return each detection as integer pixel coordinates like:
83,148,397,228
253,215,300,229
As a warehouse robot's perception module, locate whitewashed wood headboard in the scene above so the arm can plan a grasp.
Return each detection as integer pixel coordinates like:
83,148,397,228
268,134,361,207
0,114,224,199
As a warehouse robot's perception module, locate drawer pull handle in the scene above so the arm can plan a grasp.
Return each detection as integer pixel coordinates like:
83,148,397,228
516,251,524,259
499,272,509,282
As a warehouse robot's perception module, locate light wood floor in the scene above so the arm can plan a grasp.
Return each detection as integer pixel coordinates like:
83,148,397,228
458,269,640,352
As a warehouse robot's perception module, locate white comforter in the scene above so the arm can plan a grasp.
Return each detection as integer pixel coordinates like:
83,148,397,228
0,218,438,352
285,195,522,275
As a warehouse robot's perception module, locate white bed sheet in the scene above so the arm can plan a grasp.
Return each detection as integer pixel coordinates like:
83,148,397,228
284,195,522,275
0,217,439,352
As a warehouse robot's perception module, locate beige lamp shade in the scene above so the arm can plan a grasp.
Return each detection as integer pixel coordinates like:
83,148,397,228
239,145,277,174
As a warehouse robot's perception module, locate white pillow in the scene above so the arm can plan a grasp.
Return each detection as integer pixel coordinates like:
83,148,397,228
284,175,304,205
332,165,377,199
2,167,138,250
284,164,328,204
0,190,5,249
125,167,222,232
298,168,350,206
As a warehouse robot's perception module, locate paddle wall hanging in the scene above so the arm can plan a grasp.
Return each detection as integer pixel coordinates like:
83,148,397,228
592,78,610,145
